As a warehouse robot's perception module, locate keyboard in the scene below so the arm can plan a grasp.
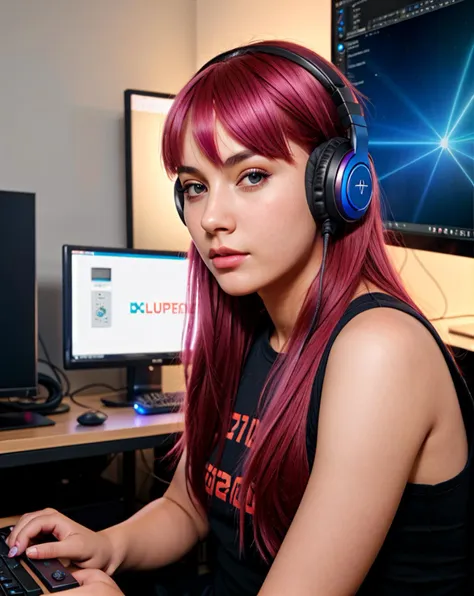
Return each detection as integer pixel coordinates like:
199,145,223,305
133,391,184,415
0,529,42,595
0,528,78,594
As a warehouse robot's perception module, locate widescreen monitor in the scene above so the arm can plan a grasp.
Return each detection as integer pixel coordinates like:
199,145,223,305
332,0,474,256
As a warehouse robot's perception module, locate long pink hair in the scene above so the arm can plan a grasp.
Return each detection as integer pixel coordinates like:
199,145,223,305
161,40,420,561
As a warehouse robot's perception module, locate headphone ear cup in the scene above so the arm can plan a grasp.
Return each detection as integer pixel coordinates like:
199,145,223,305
174,179,186,225
305,137,351,226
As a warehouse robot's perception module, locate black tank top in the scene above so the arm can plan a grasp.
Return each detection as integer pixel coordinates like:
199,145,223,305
205,293,474,595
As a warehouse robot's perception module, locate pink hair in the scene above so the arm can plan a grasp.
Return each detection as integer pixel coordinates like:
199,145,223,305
161,40,420,561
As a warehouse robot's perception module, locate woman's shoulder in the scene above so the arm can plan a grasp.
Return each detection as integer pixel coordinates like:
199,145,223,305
331,293,440,376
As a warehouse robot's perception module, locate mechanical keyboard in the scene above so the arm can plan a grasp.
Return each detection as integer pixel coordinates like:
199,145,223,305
0,530,42,595
133,391,184,415
0,528,78,594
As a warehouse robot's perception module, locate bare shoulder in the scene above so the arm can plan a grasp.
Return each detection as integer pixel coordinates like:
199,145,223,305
330,303,442,373
322,303,446,422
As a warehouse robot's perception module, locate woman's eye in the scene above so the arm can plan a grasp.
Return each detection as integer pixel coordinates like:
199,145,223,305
239,170,270,188
183,183,206,198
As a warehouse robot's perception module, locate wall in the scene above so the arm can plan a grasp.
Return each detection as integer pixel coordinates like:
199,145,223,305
0,0,196,390
195,0,474,323
196,0,331,67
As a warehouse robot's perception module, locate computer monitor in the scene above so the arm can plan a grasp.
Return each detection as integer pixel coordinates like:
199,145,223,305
62,245,190,375
332,0,474,257
0,191,55,431
0,191,37,398
123,90,192,253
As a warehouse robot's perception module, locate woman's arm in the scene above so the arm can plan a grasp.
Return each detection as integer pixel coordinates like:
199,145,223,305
259,307,439,595
102,450,209,573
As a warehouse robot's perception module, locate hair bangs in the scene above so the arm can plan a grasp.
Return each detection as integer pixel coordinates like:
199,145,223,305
162,56,315,175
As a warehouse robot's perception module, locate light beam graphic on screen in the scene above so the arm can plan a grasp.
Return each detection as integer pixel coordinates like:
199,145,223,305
448,149,474,187
372,141,440,146
413,149,444,221
447,94,474,139
374,71,441,139
452,148,474,161
439,137,449,150
451,134,474,144
444,44,474,137
378,148,440,182
372,44,473,194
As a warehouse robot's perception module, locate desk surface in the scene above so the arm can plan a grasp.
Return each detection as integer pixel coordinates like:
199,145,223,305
432,316,474,352
0,395,184,460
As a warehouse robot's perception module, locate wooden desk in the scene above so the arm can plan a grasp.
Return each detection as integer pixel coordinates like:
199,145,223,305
0,395,184,514
432,317,474,352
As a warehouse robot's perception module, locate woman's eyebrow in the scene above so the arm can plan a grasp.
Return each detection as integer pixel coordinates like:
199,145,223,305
177,150,257,176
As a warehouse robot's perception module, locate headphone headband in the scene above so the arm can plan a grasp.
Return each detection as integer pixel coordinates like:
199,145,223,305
174,43,373,229
197,44,369,157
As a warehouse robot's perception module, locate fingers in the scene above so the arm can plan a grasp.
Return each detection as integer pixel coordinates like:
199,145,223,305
73,569,105,585
72,568,119,588
6,508,58,548
7,512,71,556
24,535,81,561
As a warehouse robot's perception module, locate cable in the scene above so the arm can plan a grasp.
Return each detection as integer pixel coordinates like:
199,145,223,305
138,449,171,485
38,334,67,392
68,383,127,411
5,373,63,413
39,334,126,410
398,248,409,275
410,249,449,320
303,220,334,348
38,359,71,397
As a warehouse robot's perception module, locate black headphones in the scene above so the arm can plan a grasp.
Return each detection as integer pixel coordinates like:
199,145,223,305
174,44,373,232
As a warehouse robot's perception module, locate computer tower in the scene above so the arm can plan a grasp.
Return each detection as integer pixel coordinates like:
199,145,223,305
0,191,37,397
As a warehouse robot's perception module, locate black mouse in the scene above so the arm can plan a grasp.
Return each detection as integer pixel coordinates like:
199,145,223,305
76,411,107,426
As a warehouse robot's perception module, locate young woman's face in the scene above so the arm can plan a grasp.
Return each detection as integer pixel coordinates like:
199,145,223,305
178,122,320,297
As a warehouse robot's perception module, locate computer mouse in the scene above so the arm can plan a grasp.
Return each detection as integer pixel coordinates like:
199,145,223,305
76,411,107,426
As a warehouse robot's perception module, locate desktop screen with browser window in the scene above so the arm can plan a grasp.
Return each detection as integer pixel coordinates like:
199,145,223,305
62,245,190,369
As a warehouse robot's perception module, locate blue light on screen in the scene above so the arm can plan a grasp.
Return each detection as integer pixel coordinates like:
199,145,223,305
346,1,474,231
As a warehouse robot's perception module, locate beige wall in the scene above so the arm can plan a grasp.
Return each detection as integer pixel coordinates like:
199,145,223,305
196,0,331,67
0,0,196,390
195,0,474,321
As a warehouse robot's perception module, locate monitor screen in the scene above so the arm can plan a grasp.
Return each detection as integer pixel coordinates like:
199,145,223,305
63,246,190,369
124,90,191,253
333,0,474,252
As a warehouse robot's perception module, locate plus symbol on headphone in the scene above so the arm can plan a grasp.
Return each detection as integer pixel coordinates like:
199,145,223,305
355,180,369,195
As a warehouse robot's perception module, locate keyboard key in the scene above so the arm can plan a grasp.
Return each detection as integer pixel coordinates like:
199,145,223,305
0,558,41,596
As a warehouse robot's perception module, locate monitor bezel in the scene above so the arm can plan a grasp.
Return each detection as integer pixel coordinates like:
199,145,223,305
330,0,474,258
62,244,188,370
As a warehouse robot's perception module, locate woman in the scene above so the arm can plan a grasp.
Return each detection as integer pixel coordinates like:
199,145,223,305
7,40,473,595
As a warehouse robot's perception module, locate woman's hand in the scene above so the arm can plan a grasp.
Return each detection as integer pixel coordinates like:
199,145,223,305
69,569,124,595
6,508,116,573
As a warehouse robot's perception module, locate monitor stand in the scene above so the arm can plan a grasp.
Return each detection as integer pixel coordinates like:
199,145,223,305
99,365,164,408
127,364,163,401
0,408,55,432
